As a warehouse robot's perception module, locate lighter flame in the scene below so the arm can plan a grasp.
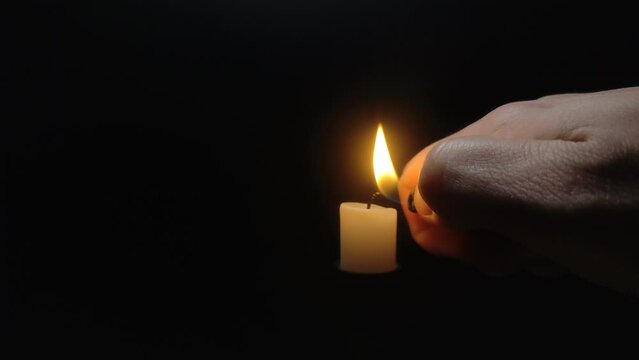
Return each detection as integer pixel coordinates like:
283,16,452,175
373,124,399,201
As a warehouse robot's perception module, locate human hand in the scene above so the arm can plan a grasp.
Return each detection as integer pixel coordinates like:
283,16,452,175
400,87,639,294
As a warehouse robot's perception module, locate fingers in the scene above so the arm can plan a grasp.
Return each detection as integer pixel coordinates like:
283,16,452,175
398,141,535,274
399,145,459,257
418,136,579,237
400,99,566,221
398,97,585,271
398,91,639,282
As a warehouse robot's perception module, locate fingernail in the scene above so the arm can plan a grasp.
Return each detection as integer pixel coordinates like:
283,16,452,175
407,188,417,213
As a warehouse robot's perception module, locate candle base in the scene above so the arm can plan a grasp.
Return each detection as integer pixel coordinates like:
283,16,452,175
335,261,399,274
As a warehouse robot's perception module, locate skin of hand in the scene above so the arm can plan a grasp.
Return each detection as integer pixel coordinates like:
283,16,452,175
399,87,639,295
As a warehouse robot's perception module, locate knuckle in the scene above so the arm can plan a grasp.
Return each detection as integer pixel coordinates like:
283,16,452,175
490,101,534,119
536,94,563,103
483,101,540,132
537,93,580,103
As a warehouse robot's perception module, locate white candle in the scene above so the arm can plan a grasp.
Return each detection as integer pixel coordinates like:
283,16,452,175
339,202,397,273
339,124,399,274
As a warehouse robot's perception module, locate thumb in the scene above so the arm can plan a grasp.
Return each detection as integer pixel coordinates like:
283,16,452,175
418,136,579,237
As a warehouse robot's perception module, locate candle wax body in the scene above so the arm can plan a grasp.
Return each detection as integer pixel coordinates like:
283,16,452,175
339,202,397,274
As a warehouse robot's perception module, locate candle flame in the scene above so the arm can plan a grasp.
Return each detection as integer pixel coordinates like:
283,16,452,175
373,124,399,202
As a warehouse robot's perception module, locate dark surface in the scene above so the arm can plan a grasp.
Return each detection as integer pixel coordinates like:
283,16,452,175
4,0,639,356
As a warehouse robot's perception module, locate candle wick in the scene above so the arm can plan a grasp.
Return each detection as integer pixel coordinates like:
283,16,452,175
367,192,382,209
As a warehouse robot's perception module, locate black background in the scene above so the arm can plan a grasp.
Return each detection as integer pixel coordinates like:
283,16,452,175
4,0,639,356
